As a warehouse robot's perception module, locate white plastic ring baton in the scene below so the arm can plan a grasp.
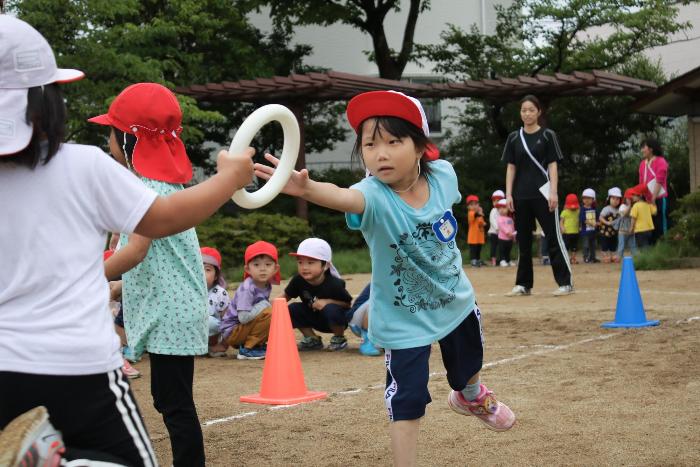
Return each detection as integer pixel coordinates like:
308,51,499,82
229,104,300,209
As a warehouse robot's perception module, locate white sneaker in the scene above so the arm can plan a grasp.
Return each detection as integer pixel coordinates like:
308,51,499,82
499,260,509,267
508,261,516,267
552,285,574,296
505,285,530,296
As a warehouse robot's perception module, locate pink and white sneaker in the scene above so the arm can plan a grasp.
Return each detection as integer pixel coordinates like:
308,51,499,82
447,384,515,432
121,359,141,379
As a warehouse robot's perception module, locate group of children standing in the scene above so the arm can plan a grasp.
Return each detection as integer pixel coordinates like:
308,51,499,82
466,183,659,267
560,184,657,263
467,190,516,267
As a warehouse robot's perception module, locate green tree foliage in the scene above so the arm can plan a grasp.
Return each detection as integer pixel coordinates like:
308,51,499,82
418,0,691,203
7,0,346,168
244,0,431,79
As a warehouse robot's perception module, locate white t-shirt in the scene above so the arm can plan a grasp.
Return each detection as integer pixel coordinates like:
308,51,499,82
0,144,157,375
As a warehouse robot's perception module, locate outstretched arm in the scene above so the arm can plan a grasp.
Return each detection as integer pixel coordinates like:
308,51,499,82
134,148,255,238
254,154,365,214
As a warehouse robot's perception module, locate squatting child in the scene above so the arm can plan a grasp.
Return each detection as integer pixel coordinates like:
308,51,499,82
283,238,353,351
218,241,280,360
201,247,231,357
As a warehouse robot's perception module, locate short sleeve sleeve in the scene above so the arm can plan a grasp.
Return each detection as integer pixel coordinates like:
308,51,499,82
543,129,564,164
90,148,158,234
435,159,461,205
501,132,517,164
333,279,353,303
345,181,375,232
284,275,301,299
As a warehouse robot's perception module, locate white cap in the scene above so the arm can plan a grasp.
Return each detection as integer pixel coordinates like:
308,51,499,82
492,189,505,198
0,16,84,156
496,198,508,207
582,188,596,198
607,187,622,198
290,238,341,278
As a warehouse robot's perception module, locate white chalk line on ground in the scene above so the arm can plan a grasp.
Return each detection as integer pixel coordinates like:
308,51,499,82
487,288,700,297
199,315,700,428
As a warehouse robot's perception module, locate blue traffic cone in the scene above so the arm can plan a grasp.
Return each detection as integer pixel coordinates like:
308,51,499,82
602,256,659,328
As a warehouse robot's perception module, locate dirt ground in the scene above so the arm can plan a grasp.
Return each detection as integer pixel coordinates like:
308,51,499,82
127,263,700,466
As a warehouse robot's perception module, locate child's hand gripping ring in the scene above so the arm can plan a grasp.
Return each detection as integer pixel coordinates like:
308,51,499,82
229,104,300,209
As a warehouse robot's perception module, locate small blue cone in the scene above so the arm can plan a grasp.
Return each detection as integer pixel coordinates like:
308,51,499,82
602,256,659,328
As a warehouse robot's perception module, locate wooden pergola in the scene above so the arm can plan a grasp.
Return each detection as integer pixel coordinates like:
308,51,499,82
177,70,656,217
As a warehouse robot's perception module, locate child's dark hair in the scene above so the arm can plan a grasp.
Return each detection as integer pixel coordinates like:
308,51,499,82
0,84,66,168
112,128,138,164
519,94,543,113
351,116,433,176
641,138,663,156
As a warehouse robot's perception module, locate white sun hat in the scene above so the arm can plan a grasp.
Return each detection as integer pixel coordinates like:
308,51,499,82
0,15,84,155
582,188,596,199
607,187,622,198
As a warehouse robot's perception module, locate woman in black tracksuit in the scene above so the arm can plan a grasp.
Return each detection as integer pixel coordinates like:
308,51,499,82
502,95,573,296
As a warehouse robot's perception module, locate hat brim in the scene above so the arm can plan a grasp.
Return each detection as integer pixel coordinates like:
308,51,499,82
289,252,326,262
565,204,579,209
0,89,34,156
347,91,424,135
87,114,113,126
53,68,85,84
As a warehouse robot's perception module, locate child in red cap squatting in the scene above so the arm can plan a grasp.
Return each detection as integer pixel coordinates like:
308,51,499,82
466,195,486,267
629,183,657,249
283,238,353,351
255,90,515,465
217,241,280,360
0,17,254,467
201,247,231,357
92,82,254,467
560,193,581,264
487,190,505,266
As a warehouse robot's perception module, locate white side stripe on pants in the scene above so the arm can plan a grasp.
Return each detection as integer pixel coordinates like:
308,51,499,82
107,370,156,467
113,371,157,464
384,350,397,422
553,208,573,287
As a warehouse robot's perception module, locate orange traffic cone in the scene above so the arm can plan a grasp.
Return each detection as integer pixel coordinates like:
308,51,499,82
240,298,327,405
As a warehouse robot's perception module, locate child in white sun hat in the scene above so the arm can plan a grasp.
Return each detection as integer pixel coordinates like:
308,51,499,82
599,187,622,263
283,238,353,351
256,90,515,466
0,15,254,467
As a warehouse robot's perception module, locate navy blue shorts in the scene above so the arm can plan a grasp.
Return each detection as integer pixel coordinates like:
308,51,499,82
114,307,124,328
384,307,484,421
289,302,352,333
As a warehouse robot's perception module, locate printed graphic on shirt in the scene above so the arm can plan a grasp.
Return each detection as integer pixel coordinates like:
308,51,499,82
389,222,461,313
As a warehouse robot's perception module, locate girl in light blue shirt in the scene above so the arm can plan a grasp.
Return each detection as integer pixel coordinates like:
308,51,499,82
255,90,515,465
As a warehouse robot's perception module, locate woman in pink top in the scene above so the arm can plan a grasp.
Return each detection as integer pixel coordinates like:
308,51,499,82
638,138,669,244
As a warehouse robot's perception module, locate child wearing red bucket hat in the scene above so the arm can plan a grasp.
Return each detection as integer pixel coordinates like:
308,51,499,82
560,193,581,264
217,241,281,360
0,17,254,467
255,90,514,465
200,247,231,357
92,82,255,467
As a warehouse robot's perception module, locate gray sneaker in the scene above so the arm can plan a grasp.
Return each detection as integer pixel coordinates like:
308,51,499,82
552,285,574,296
327,335,348,351
505,285,531,296
297,335,323,351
